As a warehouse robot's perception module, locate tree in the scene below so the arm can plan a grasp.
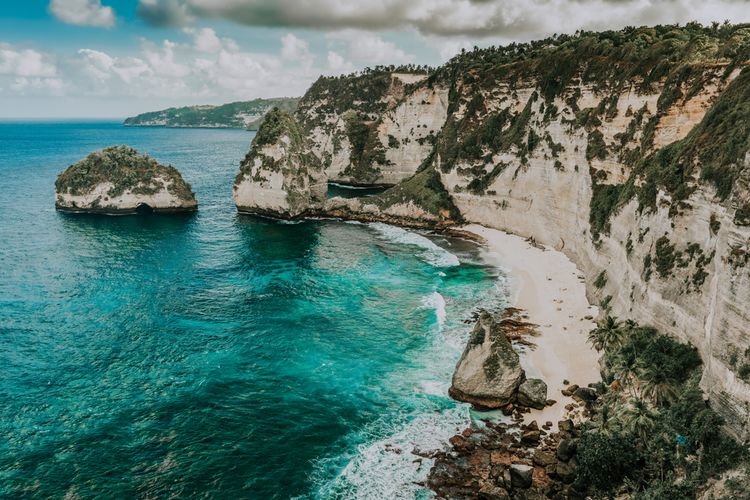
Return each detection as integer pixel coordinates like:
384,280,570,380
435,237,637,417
640,365,678,407
617,398,657,442
588,315,624,352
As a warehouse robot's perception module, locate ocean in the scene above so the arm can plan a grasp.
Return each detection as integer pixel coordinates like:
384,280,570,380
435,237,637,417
0,121,507,499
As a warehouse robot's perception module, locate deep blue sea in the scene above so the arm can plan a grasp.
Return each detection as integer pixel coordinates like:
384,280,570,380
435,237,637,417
0,121,506,499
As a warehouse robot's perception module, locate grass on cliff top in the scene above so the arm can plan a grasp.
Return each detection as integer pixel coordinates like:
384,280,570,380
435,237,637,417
433,23,750,98
55,145,194,201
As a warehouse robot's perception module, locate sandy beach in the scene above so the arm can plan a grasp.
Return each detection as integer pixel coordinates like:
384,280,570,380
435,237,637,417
462,224,602,427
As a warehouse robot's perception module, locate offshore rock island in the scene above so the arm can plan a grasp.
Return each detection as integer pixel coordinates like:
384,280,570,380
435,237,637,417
55,145,197,214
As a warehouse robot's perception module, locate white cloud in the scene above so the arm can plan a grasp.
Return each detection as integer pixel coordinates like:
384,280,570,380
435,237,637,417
281,33,312,62
49,0,115,28
0,45,57,77
142,40,191,78
329,31,415,65
326,51,354,73
186,27,223,53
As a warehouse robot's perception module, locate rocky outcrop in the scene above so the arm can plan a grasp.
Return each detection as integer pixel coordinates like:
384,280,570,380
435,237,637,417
54,145,197,214
296,70,448,186
448,311,525,409
233,108,326,218
253,25,750,438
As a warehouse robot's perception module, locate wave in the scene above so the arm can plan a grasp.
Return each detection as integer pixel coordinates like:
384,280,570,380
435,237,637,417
368,223,460,268
312,405,468,499
421,291,447,328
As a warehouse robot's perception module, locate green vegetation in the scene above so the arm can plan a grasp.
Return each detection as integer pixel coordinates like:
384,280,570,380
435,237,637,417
55,145,194,201
234,108,322,199
124,98,299,130
579,316,747,498
589,183,625,237
594,270,608,289
369,165,461,220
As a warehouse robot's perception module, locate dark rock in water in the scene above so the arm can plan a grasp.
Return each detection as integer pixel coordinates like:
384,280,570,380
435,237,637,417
449,311,525,409
510,464,534,489
518,378,548,409
573,387,598,402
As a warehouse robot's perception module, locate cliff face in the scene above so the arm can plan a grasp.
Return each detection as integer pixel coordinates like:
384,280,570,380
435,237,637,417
239,25,750,437
55,145,197,214
298,71,449,186
233,108,326,217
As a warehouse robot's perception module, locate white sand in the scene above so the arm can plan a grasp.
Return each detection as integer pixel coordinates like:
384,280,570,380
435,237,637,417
462,224,602,428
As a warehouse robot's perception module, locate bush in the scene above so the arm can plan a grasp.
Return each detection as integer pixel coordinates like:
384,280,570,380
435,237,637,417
576,431,641,494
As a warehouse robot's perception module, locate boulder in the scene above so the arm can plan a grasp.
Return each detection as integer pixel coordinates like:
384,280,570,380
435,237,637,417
556,438,578,462
509,464,534,489
55,145,197,214
449,311,525,409
573,387,598,402
517,378,548,409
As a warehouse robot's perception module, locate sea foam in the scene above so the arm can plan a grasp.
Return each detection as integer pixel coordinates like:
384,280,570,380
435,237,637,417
368,223,460,268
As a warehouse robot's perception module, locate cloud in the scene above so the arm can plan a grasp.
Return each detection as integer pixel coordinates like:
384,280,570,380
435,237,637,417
0,45,58,77
185,27,223,53
135,0,750,38
328,31,415,65
49,0,116,28
281,33,312,62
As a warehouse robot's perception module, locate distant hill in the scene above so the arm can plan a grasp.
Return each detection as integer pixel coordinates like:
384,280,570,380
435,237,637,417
123,98,299,130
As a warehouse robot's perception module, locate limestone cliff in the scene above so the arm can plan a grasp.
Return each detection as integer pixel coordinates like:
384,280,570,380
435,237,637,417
240,24,750,437
55,145,197,214
233,108,326,218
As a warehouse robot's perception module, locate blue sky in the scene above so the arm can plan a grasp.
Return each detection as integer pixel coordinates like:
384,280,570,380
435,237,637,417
2,0,749,118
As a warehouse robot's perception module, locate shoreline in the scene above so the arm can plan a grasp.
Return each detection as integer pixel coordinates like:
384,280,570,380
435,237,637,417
459,224,601,428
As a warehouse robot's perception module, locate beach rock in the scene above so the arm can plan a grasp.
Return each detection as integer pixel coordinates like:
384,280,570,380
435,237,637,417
449,311,525,409
510,464,534,489
55,145,197,214
533,450,558,467
233,108,326,218
573,387,598,402
554,459,578,484
517,378,548,410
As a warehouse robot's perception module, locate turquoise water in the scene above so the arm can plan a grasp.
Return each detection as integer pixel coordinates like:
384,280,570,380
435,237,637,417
0,122,506,499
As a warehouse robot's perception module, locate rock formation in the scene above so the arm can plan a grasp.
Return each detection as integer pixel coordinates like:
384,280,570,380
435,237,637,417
55,145,197,214
449,311,525,409
242,25,750,437
233,108,326,218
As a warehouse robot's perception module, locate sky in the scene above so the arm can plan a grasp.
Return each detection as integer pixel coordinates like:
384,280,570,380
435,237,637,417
1,1,750,118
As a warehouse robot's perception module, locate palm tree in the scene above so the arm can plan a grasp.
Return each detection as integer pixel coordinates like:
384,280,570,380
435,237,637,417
588,315,624,352
588,401,620,435
610,345,642,398
640,366,678,407
617,398,657,442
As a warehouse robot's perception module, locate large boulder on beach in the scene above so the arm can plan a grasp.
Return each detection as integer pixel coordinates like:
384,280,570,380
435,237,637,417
55,145,197,214
233,108,327,218
517,378,548,410
449,311,525,409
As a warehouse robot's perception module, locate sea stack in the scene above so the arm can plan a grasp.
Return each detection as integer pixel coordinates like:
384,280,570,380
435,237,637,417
55,145,197,214
449,311,525,409
233,107,327,218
